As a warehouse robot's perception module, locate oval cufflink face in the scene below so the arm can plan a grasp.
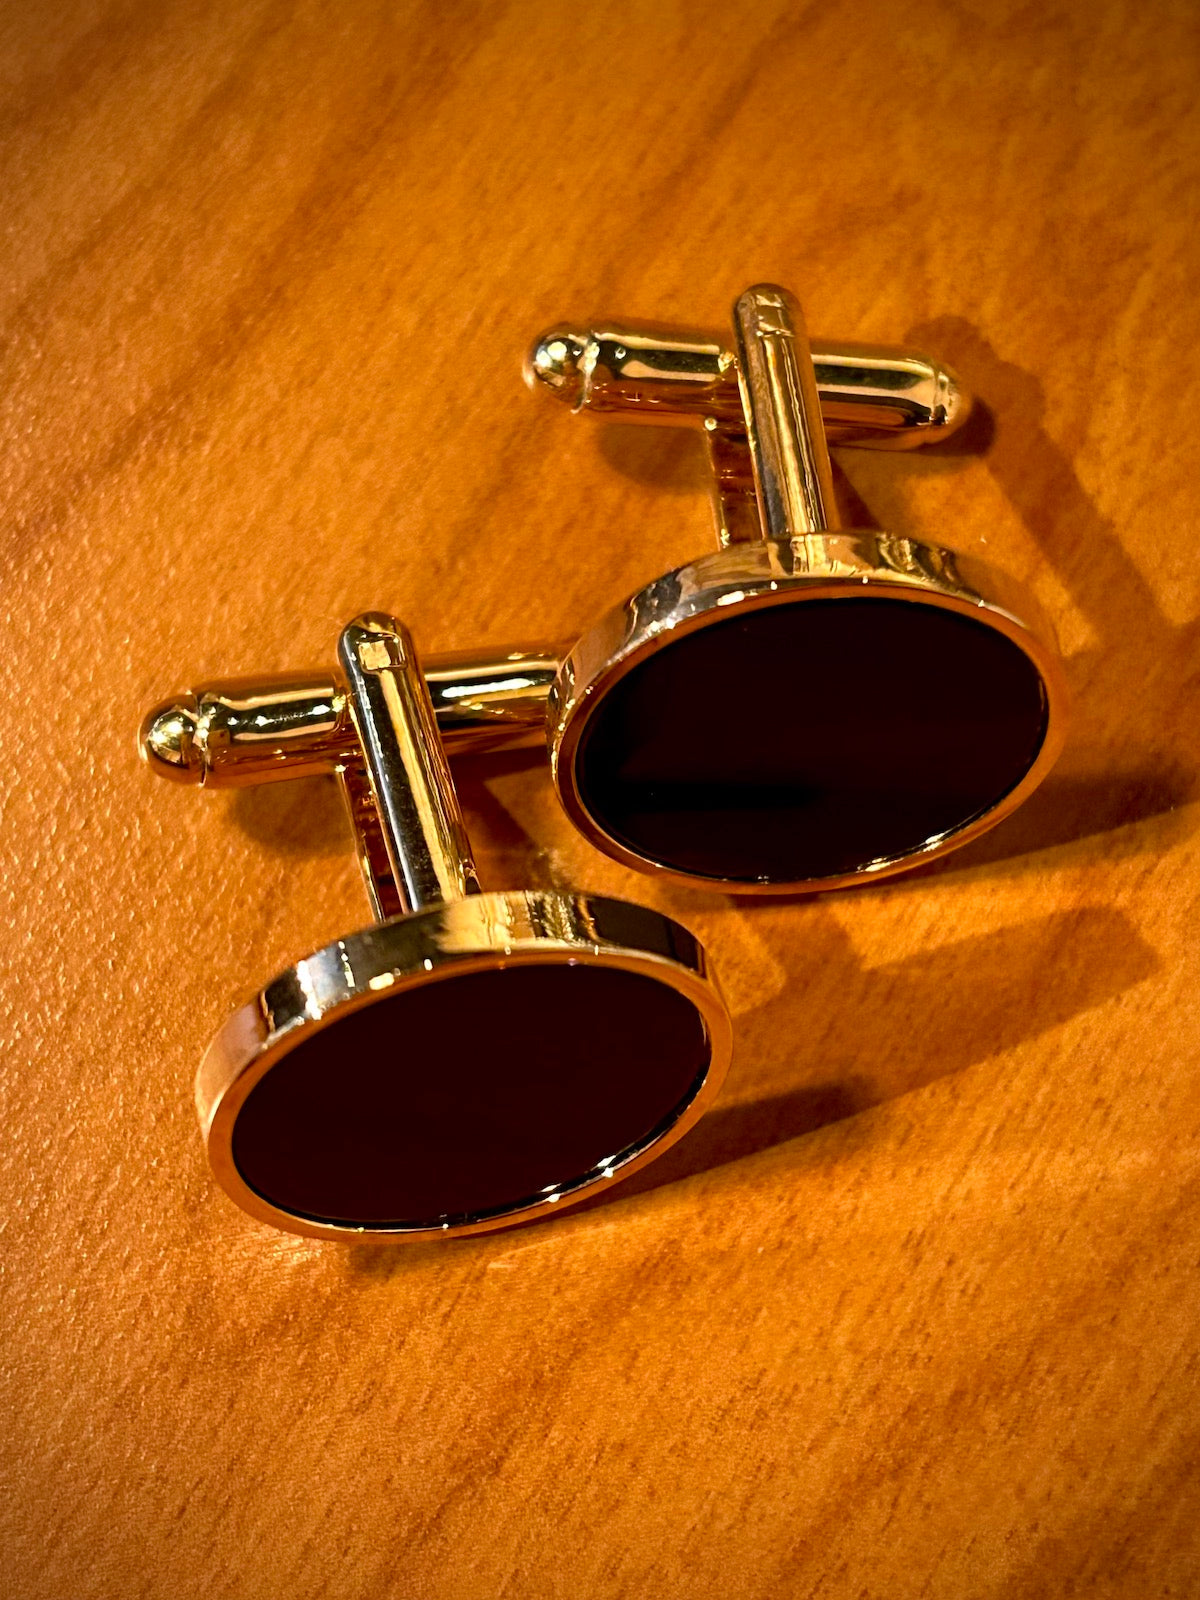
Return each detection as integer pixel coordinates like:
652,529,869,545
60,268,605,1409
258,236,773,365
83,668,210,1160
198,891,732,1239
231,962,710,1230
552,536,1067,891
574,597,1048,884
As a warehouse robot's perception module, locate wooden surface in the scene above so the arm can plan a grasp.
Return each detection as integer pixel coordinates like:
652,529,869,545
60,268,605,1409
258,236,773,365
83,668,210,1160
3,3,1199,1595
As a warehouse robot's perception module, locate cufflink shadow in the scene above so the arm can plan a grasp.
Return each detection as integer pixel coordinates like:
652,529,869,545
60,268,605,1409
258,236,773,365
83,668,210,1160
570,901,1157,1210
227,748,549,863
902,318,1200,872
596,421,711,494
344,897,1155,1275
909,761,1196,878
454,753,561,889
231,774,350,856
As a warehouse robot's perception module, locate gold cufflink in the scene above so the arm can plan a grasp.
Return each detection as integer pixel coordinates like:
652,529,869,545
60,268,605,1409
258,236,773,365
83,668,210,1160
543,285,1066,888
193,612,732,1241
142,286,1065,891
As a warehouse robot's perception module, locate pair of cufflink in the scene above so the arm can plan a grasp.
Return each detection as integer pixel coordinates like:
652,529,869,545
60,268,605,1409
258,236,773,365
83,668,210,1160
141,284,1067,1242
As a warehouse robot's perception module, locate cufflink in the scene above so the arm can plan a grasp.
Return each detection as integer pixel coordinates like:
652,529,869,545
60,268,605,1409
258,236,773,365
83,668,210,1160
189,613,731,1241
543,286,1066,889
142,290,1064,891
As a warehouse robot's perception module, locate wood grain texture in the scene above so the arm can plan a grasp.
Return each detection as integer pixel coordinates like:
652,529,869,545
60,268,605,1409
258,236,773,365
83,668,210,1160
3,2,1199,1595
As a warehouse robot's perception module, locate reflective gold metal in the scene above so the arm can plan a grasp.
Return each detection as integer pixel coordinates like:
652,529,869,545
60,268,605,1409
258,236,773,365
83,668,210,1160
140,646,562,787
524,313,966,550
524,320,967,444
526,316,969,547
193,613,731,1242
141,288,1065,893
547,287,1067,890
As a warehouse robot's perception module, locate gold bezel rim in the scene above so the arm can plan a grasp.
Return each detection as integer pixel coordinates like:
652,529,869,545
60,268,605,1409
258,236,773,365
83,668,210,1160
549,534,1069,894
197,889,733,1242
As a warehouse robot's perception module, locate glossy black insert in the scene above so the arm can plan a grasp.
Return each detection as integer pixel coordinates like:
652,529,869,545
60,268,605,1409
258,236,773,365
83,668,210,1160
575,597,1048,882
232,962,710,1228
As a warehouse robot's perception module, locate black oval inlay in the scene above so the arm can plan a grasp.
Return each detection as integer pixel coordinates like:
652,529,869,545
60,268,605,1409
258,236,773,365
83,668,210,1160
575,597,1048,883
232,963,710,1228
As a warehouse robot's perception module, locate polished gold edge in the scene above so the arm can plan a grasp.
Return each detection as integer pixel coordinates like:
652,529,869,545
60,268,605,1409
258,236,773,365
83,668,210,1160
198,890,733,1242
549,534,1069,894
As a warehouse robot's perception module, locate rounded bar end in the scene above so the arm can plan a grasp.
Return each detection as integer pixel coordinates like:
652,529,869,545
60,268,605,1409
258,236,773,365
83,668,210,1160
139,696,204,784
524,325,590,406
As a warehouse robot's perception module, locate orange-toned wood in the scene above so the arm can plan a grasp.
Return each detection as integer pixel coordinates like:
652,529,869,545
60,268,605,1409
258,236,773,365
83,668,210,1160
3,3,1198,1595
